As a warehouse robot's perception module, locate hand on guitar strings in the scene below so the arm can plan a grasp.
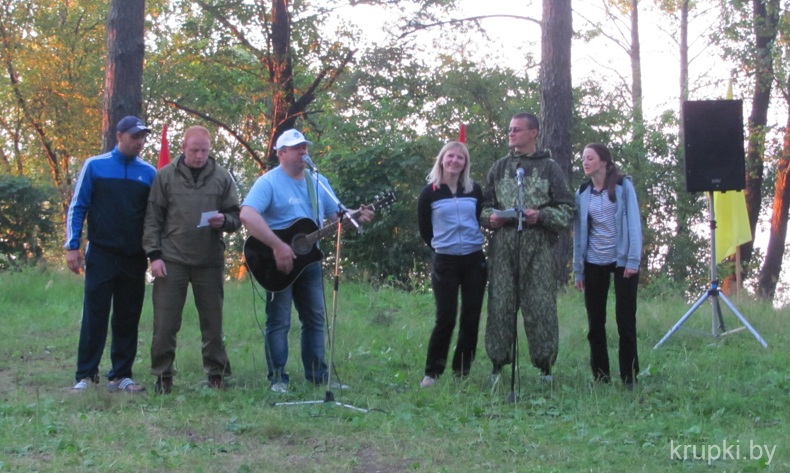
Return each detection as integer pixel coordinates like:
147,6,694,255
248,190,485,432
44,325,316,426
273,240,296,274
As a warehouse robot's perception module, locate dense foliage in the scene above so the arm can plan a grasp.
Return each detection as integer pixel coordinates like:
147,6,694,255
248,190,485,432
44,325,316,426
0,0,787,300
0,175,57,270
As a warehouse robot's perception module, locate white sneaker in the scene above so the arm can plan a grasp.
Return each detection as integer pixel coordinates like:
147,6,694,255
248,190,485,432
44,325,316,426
420,376,436,388
72,378,91,391
271,382,288,393
488,373,501,388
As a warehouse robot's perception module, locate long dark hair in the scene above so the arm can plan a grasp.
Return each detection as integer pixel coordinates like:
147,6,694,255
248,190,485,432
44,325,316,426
585,143,624,202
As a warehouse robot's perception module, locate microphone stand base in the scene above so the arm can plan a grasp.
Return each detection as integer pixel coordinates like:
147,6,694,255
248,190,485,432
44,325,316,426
272,396,370,413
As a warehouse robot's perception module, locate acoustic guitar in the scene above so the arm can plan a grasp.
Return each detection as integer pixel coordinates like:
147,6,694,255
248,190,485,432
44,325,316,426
244,192,396,292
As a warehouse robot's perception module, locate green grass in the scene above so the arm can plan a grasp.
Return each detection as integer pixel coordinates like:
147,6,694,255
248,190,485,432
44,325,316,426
0,268,788,472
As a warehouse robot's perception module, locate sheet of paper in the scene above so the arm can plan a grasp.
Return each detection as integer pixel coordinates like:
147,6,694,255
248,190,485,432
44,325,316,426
492,208,518,219
197,210,219,228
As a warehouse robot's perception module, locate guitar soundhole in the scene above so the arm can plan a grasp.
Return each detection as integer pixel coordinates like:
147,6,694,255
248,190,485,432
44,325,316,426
291,234,312,255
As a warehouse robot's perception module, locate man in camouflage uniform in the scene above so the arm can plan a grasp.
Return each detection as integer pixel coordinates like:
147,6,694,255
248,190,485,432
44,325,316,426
480,112,575,381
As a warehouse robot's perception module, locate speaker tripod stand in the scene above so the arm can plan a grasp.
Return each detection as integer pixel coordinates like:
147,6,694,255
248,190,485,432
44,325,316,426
654,191,767,349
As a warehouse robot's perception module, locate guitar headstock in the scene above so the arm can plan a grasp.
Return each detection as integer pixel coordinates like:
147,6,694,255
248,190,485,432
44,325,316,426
367,191,396,211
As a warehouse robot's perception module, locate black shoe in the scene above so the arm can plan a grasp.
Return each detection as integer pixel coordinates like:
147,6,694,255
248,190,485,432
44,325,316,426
594,374,611,384
207,375,227,390
154,376,173,394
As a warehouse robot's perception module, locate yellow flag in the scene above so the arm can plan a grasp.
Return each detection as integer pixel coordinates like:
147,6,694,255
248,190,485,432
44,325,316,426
713,191,752,261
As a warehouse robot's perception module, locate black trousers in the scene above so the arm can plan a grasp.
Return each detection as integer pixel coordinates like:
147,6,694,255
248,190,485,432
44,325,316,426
424,251,487,378
76,245,147,382
583,261,639,383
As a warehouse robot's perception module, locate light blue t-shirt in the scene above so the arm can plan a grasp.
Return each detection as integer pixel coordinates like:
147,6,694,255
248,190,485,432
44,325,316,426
242,166,341,230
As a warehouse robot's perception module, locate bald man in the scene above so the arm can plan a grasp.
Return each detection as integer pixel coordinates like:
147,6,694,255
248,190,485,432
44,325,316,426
143,126,241,393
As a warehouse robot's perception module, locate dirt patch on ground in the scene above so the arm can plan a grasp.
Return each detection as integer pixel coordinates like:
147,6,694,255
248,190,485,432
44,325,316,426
0,367,15,400
351,442,418,473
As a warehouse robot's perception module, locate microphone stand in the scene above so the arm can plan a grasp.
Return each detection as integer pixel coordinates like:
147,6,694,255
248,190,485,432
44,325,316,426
273,156,368,413
303,155,364,234
506,168,525,403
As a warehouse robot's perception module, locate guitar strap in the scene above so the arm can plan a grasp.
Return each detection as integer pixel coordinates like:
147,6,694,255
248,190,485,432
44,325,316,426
304,170,319,224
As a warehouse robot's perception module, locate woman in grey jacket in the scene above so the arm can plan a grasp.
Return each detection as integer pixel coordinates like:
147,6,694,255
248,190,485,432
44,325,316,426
573,143,642,389
417,141,487,388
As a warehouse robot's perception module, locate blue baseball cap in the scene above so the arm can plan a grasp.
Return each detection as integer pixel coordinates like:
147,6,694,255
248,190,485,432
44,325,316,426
116,116,151,134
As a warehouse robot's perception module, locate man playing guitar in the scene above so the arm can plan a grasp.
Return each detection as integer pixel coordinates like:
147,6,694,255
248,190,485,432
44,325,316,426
239,129,374,394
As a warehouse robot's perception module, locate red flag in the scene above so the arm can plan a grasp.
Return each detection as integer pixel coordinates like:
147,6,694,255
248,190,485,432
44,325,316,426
459,123,466,143
157,124,170,169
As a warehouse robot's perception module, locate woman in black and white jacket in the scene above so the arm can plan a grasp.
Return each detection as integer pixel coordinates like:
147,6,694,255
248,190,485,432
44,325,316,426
417,141,488,388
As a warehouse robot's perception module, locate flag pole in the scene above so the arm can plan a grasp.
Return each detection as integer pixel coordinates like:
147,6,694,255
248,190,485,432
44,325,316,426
735,248,742,303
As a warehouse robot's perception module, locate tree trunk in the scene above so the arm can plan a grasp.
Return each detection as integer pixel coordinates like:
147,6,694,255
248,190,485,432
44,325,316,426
721,0,777,293
757,74,790,300
268,0,297,167
629,0,644,147
539,0,573,288
679,0,689,128
663,0,693,279
102,0,145,153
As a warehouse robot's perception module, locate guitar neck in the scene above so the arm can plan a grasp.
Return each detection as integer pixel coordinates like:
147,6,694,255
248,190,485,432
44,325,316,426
295,193,394,249
304,209,363,247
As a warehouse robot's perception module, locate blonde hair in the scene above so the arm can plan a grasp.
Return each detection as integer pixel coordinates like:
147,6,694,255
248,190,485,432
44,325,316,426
426,141,473,194
183,126,211,144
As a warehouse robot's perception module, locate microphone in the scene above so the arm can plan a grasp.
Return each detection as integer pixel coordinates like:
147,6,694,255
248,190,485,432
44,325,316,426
516,166,524,186
302,155,317,172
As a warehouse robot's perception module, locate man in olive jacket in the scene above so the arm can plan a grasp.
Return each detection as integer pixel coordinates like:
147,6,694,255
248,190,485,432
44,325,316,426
143,126,241,393
480,112,575,383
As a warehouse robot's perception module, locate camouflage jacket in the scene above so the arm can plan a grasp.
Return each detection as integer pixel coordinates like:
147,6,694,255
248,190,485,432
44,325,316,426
480,149,575,235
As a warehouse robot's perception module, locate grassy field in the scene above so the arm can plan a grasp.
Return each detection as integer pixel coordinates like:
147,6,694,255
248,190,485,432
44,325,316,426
0,268,788,472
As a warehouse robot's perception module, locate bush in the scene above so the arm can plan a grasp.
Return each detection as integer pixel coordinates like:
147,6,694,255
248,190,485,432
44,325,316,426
0,175,58,270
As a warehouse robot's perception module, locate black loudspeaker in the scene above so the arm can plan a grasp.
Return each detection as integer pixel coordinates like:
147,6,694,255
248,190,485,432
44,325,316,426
683,99,746,192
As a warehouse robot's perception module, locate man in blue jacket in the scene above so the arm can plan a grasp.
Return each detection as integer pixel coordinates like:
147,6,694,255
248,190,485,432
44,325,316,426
65,116,156,393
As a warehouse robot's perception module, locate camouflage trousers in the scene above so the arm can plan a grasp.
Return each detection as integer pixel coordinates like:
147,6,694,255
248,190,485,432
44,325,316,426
485,227,559,374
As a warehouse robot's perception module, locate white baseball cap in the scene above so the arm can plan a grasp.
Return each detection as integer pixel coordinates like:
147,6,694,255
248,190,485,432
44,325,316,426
274,129,312,150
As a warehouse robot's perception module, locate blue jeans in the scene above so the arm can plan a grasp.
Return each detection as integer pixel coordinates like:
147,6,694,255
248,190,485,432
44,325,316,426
264,262,327,384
